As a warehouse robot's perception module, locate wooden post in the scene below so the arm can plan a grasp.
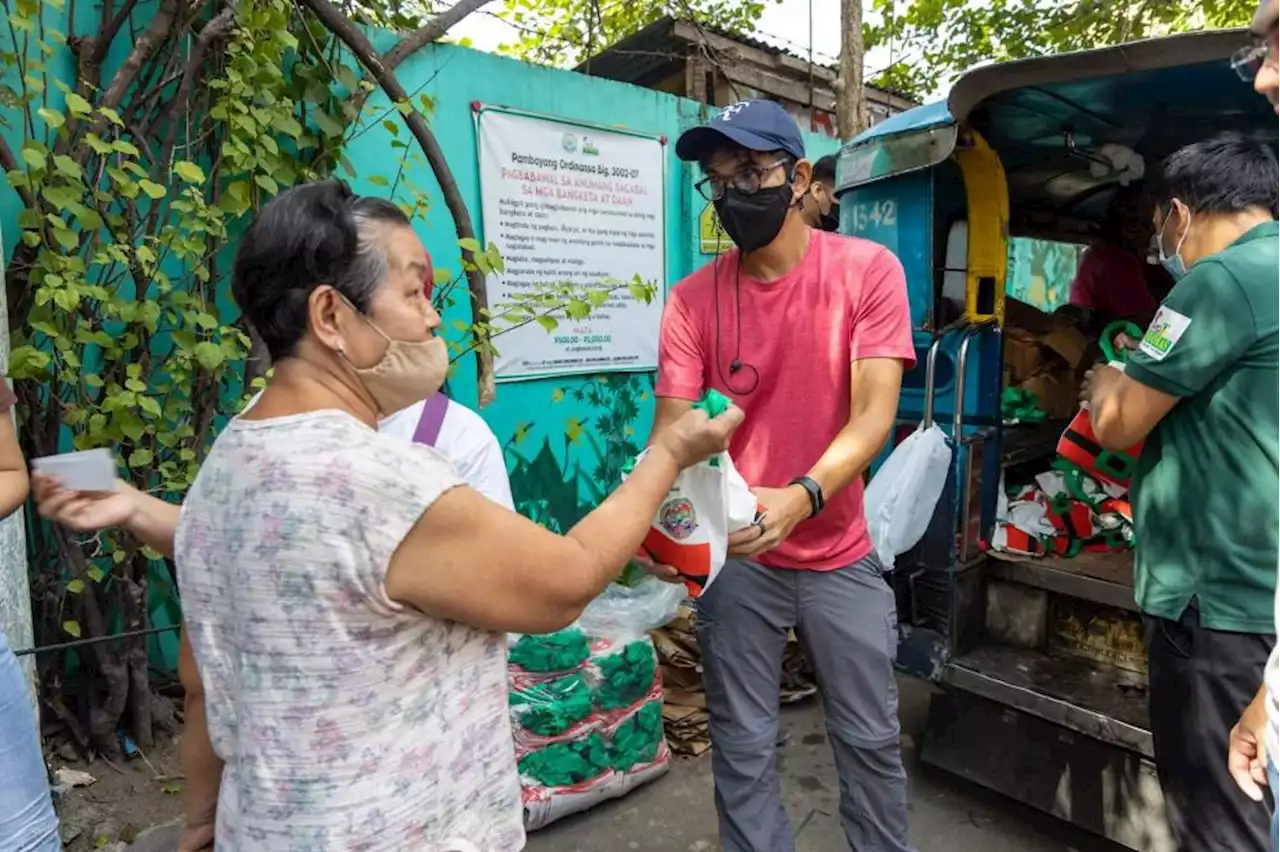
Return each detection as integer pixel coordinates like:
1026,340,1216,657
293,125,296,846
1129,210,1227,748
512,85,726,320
686,52,708,105
836,0,868,141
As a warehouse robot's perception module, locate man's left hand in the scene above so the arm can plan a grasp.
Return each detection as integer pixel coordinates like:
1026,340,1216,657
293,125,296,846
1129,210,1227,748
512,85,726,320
1229,689,1270,802
1112,331,1142,354
728,485,811,559
631,552,683,585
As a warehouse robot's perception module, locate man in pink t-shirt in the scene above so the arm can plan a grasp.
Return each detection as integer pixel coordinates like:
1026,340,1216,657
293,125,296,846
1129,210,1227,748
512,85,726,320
652,100,916,852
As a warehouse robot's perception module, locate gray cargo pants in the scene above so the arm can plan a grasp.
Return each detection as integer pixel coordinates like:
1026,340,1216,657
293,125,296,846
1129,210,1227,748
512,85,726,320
696,554,914,852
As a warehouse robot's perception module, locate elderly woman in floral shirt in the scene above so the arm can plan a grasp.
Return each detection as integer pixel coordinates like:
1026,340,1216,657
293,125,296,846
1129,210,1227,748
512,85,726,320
35,180,739,851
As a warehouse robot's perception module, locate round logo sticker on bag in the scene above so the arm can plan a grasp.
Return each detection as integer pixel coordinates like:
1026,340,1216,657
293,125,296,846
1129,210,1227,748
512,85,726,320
659,496,698,540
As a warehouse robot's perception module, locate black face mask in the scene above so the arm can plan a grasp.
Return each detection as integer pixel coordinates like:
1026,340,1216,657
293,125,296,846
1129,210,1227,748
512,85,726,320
820,202,840,233
714,184,793,253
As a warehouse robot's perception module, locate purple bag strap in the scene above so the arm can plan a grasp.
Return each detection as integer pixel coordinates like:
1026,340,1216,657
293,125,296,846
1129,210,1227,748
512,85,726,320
412,392,449,447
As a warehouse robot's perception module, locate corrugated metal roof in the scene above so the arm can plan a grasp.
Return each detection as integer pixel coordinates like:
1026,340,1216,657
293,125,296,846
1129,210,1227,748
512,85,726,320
575,16,912,103
574,17,687,90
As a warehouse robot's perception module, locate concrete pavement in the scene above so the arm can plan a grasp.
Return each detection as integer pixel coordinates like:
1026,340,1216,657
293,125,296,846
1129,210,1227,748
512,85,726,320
131,677,1115,851
524,677,1111,852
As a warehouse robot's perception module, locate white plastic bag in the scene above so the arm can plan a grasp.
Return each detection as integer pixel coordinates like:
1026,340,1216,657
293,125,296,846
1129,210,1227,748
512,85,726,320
864,424,953,568
624,449,756,598
577,576,687,639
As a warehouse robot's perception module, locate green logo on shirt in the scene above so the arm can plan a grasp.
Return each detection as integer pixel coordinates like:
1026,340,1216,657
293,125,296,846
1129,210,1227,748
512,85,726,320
1143,321,1174,354
1138,306,1192,363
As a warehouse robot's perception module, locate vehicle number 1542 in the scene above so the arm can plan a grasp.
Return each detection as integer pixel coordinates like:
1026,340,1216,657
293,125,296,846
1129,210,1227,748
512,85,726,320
847,199,898,233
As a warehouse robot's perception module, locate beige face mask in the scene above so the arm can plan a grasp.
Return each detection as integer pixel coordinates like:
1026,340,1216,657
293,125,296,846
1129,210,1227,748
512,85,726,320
338,294,447,416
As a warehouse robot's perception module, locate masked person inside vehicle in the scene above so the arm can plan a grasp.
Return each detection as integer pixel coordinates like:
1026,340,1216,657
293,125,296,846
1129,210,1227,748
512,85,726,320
1067,186,1171,349
799,154,840,232
1086,131,1279,852
652,99,917,852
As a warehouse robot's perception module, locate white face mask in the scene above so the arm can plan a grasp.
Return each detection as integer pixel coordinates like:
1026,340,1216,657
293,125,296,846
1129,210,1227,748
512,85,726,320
1156,203,1193,281
338,294,447,416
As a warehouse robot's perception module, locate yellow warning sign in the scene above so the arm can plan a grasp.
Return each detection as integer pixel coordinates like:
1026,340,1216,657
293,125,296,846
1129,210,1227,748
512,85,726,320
699,204,730,254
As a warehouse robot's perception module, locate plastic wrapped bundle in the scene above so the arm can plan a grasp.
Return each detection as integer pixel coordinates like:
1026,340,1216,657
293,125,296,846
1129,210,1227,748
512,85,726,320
517,732,611,789
576,576,685,640
513,629,672,831
521,749,670,832
588,636,658,712
519,676,671,831
604,697,665,772
508,627,590,675
509,671,594,743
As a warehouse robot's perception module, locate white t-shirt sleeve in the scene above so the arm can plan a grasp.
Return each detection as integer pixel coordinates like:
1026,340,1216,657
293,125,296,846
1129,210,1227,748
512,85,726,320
377,397,514,511
439,403,515,511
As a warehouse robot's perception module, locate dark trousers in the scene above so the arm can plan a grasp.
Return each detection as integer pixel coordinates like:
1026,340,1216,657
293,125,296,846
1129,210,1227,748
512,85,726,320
1145,606,1275,852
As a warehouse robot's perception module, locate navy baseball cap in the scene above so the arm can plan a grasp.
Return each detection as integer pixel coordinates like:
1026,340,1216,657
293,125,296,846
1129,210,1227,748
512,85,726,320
676,99,806,164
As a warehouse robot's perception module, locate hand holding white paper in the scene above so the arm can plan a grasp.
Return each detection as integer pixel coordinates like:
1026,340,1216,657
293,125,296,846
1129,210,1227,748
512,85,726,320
863,424,952,569
31,448,117,493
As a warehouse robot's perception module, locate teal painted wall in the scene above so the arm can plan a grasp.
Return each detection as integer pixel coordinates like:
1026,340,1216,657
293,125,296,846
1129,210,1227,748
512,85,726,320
0,2,208,673
0,0,147,692
0,12,1074,600
0,24,851,653
344,42,843,530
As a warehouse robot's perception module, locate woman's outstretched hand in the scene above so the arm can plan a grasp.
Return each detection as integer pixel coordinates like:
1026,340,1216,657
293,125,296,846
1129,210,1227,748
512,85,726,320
653,404,745,469
32,474,137,533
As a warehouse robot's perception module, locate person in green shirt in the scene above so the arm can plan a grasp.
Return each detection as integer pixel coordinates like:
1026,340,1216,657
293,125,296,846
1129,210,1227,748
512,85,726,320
1224,8,1280,851
1085,131,1279,852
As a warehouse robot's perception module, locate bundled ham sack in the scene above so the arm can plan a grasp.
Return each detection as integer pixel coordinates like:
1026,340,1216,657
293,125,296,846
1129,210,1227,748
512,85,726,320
1057,320,1145,487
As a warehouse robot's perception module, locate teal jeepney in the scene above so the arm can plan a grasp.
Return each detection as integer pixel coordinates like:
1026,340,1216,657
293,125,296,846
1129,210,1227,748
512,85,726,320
837,30,1276,850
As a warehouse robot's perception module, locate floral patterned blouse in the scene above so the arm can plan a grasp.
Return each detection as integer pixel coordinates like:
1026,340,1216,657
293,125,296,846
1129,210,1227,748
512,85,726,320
175,411,525,851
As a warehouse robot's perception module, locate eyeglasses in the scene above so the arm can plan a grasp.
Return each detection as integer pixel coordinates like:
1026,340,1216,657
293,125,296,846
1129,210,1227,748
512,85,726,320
695,159,790,202
1231,33,1279,82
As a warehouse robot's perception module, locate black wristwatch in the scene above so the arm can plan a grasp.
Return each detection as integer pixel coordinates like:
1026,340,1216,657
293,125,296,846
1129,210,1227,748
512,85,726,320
790,476,825,518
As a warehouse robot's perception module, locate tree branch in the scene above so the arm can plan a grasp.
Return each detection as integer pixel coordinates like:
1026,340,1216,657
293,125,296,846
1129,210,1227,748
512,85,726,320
5,0,184,333
61,0,182,159
381,0,492,70
99,0,182,115
159,2,238,173
0,136,36,210
348,0,491,120
92,0,142,67
300,0,495,404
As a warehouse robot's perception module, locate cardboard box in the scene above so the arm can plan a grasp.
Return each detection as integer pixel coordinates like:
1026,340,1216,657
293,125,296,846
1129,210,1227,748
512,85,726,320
1020,370,1080,420
1005,297,1058,336
1040,324,1089,371
1004,330,1044,384
1003,302,1091,386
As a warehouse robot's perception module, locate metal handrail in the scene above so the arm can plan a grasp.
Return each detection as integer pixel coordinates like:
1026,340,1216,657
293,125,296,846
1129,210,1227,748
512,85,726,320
951,318,998,441
922,318,999,433
920,334,945,427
